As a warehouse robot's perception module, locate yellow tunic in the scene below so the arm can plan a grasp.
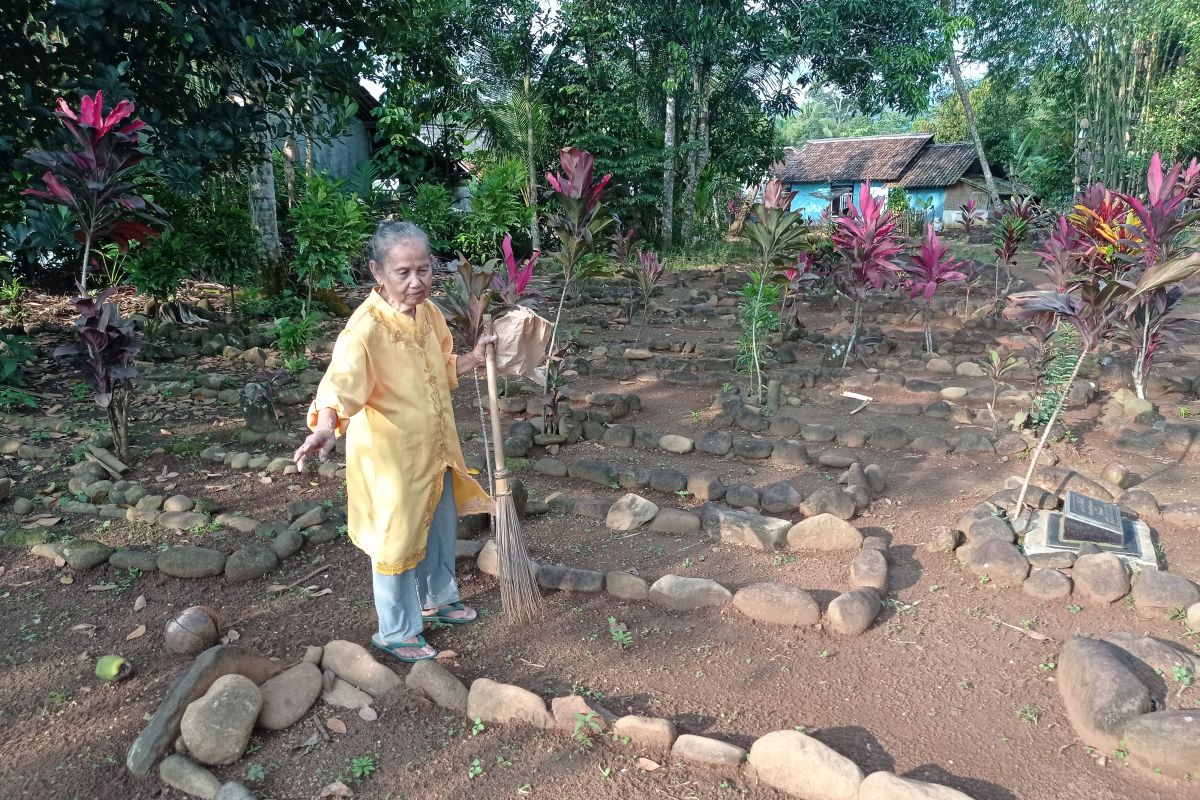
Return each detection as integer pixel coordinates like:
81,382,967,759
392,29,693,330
307,290,492,575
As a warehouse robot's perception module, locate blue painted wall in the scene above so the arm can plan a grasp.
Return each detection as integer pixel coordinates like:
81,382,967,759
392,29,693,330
787,180,888,220
905,188,947,222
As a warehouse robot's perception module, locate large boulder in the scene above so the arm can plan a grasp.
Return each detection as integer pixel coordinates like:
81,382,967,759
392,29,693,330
1057,636,1152,749
648,575,732,612
787,514,863,551
967,539,1030,587
321,640,402,697
859,772,975,800
606,494,659,531
732,583,820,627
1123,710,1200,777
407,659,469,714
1132,570,1200,617
747,730,863,800
256,663,322,730
180,674,262,766
825,588,881,636
1072,553,1130,604
700,504,789,551
466,678,553,728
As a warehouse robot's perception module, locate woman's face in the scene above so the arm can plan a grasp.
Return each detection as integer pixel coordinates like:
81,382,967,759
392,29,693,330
371,240,433,313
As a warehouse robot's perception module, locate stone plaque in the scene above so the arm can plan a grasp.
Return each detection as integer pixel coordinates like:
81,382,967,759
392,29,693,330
1062,491,1124,545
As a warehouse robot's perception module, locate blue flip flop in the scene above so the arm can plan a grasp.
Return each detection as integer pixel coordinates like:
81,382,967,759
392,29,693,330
371,633,436,663
422,601,478,626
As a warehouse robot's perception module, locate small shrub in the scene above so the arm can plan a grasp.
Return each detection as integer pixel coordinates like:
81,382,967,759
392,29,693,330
407,183,457,253
274,313,317,374
291,174,370,306
455,159,528,263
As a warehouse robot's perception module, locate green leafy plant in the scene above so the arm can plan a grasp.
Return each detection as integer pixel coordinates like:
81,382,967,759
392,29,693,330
245,763,266,783
573,711,603,750
350,754,377,782
456,159,528,263
1018,705,1042,724
407,183,457,253
274,313,317,374
471,718,485,736
124,230,190,303
0,278,26,325
607,616,633,649
290,173,370,307
737,273,780,398
979,349,1022,426
467,758,484,779
436,255,493,350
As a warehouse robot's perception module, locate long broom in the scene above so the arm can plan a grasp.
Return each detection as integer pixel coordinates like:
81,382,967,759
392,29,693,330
482,323,543,624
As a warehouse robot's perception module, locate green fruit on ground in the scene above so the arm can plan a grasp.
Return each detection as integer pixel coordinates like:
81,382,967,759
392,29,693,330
95,654,131,682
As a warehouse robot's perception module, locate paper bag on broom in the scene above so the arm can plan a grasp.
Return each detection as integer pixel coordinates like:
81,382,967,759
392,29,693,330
490,306,552,380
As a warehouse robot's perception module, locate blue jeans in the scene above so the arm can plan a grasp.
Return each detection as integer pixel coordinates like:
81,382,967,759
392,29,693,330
372,470,460,643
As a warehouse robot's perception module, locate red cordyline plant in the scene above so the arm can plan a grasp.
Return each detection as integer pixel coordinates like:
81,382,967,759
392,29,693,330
1003,153,1200,525
543,147,612,378
906,225,967,353
624,249,668,343
53,288,142,461
831,183,904,367
1115,285,1196,400
775,251,819,333
959,198,983,237
992,213,1030,299
742,178,807,400
23,91,163,294
490,234,542,311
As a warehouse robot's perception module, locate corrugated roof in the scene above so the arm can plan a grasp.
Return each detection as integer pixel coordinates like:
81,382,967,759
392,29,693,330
895,143,977,188
774,134,932,183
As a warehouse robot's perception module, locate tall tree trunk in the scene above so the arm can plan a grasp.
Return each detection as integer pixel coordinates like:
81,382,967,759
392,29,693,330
946,43,1000,209
661,65,677,249
524,72,540,251
249,148,285,295
680,63,702,245
282,137,298,208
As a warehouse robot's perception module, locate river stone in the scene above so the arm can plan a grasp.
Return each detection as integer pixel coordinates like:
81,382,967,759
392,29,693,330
760,481,804,514
224,544,278,583
801,424,837,443
158,546,227,578
467,678,554,728
256,663,322,730
1023,569,1073,601
1123,710,1200,775
748,730,863,800
537,564,605,592
850,548,888,592
606,571,649,600
569,459,618,487
180,674,262,765
771,441,809,467
732,583,819,626
688,473,726,502
606,494,659,531
649,508,701,535
672,734,746,768
787,514,863,551
912,436,952,455
321,640,402,697
164,494,195,513
818,449,858,469
109,548,160,572
322,677,373,709
734,438,774,459
534,458,568,477
769,416,802,437
159,755,222,800
62,539,114,570
700,503,789,550
214,784,255,800
648,467,687,493
800,486,855,520
697,430,734,456
270,529,305,559
158,511,210,531
649,574,732,611
927,527,959,553
966,515,1015,544
859,771,975,800
1132,570,1200,616
825,587,881,635
953,431,995,454
1058,636,1152,748
659,434,695,454
1073,553,1130,603
725,483,760,509
407,659,468,714
869,426,910,450
551,694,617,732
601,425,635,448
967,540,1029,586
613,715,677,749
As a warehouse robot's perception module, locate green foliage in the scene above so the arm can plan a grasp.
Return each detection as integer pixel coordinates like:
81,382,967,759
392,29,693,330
1028,323,1081,431
737,274,781,392
455,159,528,263
0,278,25,325
349,754,377,783
406,184,457,254
778,91,915,149
291,174,370,301
607,616,633,649
274,313,317,374
125,231,191,302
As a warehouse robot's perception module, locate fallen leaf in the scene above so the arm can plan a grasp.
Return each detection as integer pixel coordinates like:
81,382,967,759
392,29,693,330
307,587,333,598
435,650,458,661
86,583,118,591
317,781,354,798
325,717,347,735
265,584,287,593
159,428,173,435
204,484,232,492
163,483,176,492
24,514,62,528
296,731,321,750
71,623,97,637
221,628,241,644
125,624,146,641
46,404,63,415
133,595,146,611
59,575,74,585
358,706,377,722
636,758,660,772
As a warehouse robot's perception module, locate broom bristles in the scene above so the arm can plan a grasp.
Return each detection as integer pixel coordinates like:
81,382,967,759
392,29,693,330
493,491,542,624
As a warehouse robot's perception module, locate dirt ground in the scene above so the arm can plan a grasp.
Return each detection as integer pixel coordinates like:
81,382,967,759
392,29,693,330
2,263,1199,800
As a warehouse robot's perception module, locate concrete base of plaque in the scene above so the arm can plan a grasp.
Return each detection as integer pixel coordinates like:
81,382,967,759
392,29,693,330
1024,509,1157,570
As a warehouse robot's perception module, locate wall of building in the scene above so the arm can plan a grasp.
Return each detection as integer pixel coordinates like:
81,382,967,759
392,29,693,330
787,182,831,220
942,183,991,224
291,117,373,181
906,188,947,222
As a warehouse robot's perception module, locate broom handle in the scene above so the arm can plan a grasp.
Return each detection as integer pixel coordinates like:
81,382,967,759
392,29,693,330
482,317,510,496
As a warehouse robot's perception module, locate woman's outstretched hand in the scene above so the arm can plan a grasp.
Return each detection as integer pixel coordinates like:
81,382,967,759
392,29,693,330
294,428,335,472
471,332,498,361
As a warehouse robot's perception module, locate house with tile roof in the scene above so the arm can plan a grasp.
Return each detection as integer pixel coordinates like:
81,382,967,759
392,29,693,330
771,133,1022,224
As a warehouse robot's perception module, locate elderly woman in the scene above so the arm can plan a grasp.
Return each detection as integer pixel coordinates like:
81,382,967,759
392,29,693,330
293,221,494,663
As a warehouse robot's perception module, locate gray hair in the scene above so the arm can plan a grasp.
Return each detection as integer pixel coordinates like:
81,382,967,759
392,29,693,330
369,220,430,263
